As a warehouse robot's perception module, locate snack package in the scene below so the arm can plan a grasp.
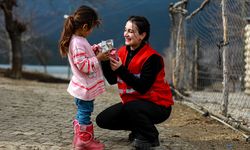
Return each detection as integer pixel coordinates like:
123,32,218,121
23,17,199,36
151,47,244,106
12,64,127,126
98,39,114,53
109,48,119,60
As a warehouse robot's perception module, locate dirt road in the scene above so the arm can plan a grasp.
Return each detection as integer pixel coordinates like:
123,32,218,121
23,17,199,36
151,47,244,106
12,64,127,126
0,76,249,150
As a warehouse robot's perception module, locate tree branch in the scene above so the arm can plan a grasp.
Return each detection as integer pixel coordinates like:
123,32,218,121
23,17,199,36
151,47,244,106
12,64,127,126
169,0,188,15
186,0,210,20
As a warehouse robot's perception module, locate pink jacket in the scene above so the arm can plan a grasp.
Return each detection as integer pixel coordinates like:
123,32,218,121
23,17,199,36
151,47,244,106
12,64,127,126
67,35,105,100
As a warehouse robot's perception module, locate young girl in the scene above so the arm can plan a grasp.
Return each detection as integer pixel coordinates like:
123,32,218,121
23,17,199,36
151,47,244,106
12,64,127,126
59,5,108,150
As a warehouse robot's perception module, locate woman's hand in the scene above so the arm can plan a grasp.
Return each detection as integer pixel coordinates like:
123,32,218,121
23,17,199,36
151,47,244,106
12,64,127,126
110,57,122,71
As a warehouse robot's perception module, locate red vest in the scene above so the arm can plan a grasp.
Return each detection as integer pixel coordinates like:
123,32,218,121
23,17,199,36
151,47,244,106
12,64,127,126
117,44,174,108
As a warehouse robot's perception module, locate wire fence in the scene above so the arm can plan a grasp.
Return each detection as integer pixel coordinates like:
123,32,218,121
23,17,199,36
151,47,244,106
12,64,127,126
166,0,250,134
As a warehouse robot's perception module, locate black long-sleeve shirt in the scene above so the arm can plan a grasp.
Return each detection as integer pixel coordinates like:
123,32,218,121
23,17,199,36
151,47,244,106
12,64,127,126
101,45,163,94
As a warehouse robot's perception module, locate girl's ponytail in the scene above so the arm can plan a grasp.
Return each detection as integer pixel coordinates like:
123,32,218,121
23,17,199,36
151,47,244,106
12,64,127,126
59,16,75,56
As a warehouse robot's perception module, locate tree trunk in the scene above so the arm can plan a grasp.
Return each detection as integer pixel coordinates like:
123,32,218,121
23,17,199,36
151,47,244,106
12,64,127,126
174,16,185,89
9,32,22,78
173,0,188,90
0,0,26,79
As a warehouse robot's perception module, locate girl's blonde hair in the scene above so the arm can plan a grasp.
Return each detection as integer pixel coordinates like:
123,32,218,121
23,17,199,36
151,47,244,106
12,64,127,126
59,5,100,56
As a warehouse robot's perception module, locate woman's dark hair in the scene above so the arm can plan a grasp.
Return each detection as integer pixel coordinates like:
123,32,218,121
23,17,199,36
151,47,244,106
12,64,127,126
59,5,100,56
127,16,150,43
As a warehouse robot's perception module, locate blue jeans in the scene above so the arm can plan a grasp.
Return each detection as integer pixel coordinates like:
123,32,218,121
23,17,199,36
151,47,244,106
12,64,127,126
74,98,94,125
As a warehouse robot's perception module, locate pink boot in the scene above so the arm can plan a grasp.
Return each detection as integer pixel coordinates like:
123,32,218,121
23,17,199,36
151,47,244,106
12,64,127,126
74,122,104,150
72,119,79,148
73,119,96,147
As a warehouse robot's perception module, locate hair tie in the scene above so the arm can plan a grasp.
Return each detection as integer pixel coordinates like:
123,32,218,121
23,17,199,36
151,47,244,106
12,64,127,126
68,16,75,26
69,16,74,21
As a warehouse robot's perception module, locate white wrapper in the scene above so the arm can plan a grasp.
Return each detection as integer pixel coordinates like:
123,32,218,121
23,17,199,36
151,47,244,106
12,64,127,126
98,39,114,52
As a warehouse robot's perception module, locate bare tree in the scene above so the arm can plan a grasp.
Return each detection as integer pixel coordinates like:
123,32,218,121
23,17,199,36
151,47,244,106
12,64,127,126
0,0,61,78
0,0,26,79
25,41,52,73
185,0,210,20
0,25,10,58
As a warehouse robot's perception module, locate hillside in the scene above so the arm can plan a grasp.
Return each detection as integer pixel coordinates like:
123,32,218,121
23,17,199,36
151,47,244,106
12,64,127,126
0,0,181,65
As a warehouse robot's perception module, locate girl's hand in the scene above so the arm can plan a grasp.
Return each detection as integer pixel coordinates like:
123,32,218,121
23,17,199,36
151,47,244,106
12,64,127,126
97,52,109,61
110,57,122,71
92,44,101,55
